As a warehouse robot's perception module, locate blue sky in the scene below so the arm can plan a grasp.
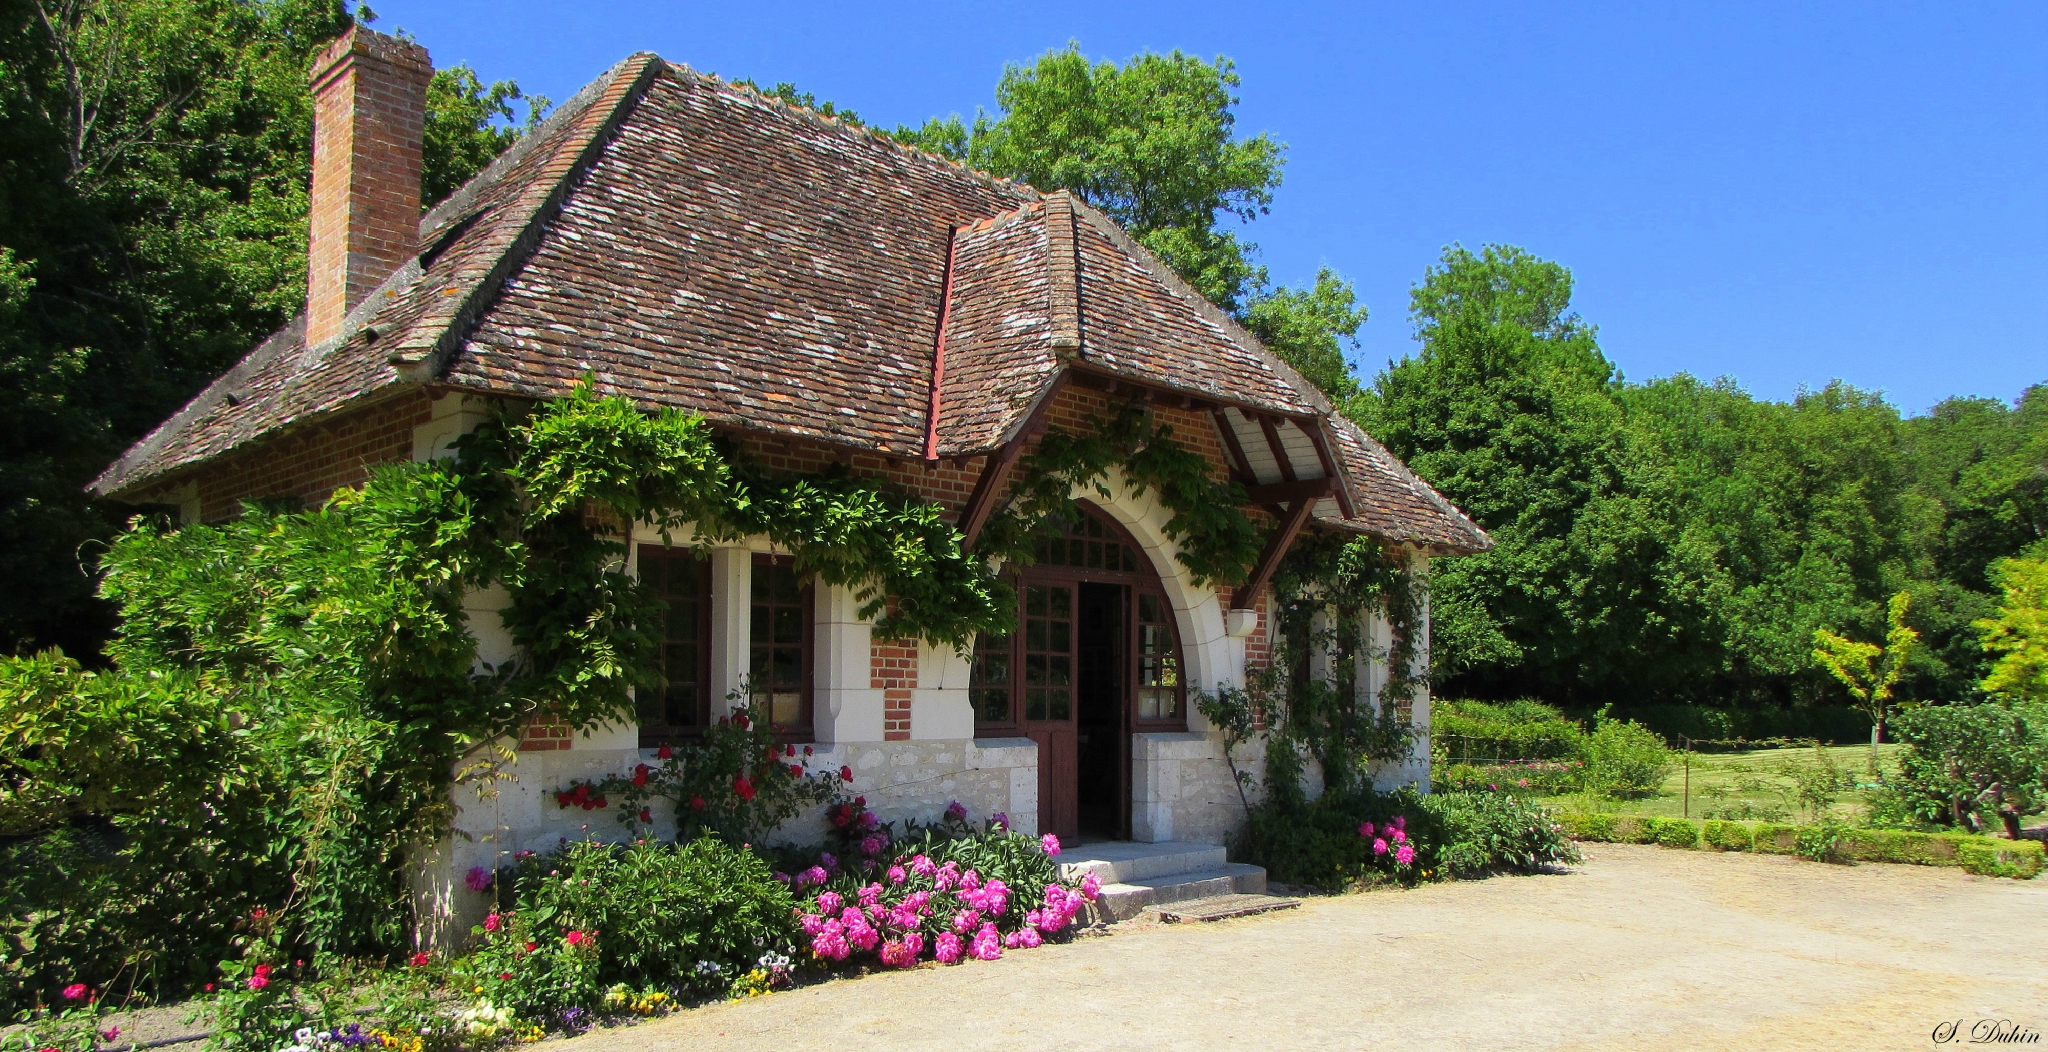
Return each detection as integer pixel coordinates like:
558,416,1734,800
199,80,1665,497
382,1,2046,415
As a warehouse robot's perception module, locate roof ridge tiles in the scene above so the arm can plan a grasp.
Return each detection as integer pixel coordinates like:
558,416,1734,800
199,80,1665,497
661,62,1042,205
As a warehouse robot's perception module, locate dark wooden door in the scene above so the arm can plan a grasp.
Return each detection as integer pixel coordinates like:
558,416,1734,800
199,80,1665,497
1019,582,1078,840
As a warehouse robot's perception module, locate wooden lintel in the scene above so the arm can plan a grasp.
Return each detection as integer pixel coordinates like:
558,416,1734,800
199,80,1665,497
1244,477,1337,505
1232,498,1317,609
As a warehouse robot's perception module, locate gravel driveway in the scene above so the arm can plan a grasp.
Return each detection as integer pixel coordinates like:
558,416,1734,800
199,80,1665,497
556,843,2047,1052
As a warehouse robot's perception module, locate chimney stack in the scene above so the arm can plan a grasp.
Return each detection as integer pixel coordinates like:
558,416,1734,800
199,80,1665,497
307,26,432,346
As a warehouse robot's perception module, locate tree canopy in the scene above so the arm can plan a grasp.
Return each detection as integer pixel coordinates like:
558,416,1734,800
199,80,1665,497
0,0,540,659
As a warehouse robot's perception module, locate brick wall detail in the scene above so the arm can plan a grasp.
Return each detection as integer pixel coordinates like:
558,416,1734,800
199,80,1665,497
872,635,918,742
518,716,574,753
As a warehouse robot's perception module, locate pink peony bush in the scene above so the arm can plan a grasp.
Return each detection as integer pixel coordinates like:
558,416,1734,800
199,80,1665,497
789,801,1099,971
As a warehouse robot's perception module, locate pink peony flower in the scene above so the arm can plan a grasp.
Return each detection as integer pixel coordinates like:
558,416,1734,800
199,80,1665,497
1016,927,1043,949
902,931,924,960
887,864,907,885
934,932,963,964
879,939,913,967
1040,833,1061,856
816,890,843,915
840,906,865,928
970,922,1003,961
934,861,960,891
1391,828,1406,844
846,917,879,952
1080,873,1103,901
959,870,982,893
945,800,968,821
1373,838,1389,856
61,984,87,1001
1396,843,1416,865
799,866,829,887
800,913,825,936
910,854,937,878
858,882,884,907
861,835,883,857
247,976,269,991
484,912,502,933
952,908,982,934
565,930,587,946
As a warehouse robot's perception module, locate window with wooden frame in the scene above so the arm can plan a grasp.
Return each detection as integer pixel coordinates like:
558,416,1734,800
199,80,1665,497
970,506,1188,735
749,553,814,739
637,545,711,745
1134,590,1185,725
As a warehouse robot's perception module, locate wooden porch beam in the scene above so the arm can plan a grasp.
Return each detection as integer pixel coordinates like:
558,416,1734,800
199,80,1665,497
1231,497,1317,610
1244,477,1337,505
959,375,1066,549
1210,408,1261,487
1255,412,1298,482
1301,421,1357,519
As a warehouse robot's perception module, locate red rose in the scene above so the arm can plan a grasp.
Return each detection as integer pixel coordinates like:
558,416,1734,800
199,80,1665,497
855,796,866,807
803,745,813,756
632,764,649,787
734,712,750,729
840,766,853,782
594,796,608,808
733,775,756,801
690,795,705,811
764,746,779,763
657,745,673,759
784,743,796,757
409,952,430,968
638,809,653,823
787,763,802,778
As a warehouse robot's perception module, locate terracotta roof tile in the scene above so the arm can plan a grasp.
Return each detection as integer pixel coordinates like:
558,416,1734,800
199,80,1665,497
92,53,1488,555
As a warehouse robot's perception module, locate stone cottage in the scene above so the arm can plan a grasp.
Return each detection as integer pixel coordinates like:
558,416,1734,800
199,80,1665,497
90,28,1490,931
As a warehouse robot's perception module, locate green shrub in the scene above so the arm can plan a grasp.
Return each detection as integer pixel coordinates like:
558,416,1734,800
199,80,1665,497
1796,822,1847,863
1241,787,1439,890
1650,817,1699,848
1434,699,1586,764
1752,823,1800,854
1957,838,2045,879
1890,702,2048,838
1576,718,1675,798
494,837,797,998
1417,791,1582,876
1700,820,1753,851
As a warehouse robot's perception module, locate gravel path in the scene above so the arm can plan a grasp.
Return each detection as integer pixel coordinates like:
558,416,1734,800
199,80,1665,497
556,843,2048,1052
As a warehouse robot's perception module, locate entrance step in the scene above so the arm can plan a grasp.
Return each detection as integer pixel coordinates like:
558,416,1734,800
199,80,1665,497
1153,893,1301,923
1058,841,1267,923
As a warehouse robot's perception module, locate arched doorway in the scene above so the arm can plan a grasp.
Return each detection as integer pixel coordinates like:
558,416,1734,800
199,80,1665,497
968,503,1187,840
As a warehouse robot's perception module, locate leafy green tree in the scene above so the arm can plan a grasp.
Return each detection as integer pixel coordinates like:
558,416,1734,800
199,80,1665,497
1978,552,2048,703
899,44,1284,312
1891,701,2048,838
1812,590,1919,752
422,62,547,205
1243,266,1368,402
0,0,538,658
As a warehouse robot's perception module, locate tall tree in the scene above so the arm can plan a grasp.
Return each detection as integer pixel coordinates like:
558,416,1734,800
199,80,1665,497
898,44,1284,313
0,0,538,658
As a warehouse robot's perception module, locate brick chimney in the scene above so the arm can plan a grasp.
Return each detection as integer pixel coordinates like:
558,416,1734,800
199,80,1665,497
306,26,432,346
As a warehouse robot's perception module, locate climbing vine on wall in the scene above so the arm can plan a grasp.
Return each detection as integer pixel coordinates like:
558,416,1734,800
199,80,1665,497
977,399,1262,586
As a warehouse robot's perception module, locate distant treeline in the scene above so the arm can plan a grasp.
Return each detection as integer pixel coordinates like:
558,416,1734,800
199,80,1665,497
1350,245,2045,710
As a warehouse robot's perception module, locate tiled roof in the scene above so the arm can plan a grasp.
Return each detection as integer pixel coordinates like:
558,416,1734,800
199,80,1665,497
91,54,1489,554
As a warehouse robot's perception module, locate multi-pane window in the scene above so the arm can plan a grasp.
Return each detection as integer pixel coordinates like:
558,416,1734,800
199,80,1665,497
1136,592,1183,722
1035,513,1140,573
1022,584,1074,722
969,628,1012,725
638,546,710,744
749,554,812,736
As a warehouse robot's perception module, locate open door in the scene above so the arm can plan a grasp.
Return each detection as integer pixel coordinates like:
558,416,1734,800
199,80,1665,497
1018,582,1078,840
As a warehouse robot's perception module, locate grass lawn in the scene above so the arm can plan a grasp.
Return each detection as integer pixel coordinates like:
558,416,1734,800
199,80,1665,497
1542,743,1906,824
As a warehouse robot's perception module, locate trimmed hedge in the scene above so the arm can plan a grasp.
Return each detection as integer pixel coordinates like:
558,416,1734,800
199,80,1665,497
1573,705,1872,746
1556,813,2043,879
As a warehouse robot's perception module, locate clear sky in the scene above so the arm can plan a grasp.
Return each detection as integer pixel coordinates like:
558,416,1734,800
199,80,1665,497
379,1,2046,416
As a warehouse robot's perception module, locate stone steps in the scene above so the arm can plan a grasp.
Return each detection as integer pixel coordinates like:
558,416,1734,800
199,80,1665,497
1059,841,1269,923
